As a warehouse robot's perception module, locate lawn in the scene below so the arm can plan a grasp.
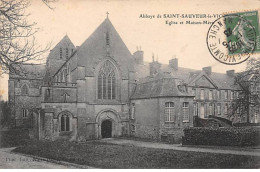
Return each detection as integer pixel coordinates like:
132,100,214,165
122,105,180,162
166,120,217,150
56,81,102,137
13,140,260,169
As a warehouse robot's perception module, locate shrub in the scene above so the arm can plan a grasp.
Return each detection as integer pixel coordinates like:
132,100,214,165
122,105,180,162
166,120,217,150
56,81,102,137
0,129,30,147
182,127,260,147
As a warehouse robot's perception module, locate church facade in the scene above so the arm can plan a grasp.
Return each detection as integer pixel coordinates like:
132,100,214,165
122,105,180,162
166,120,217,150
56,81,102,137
8,17,259,142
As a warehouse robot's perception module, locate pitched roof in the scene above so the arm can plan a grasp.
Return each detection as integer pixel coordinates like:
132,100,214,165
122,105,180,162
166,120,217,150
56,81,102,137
46,35,75,76
131,77,193,99
76,18,135,79
135,61,241,90
10,63,46,79
50,35,75,53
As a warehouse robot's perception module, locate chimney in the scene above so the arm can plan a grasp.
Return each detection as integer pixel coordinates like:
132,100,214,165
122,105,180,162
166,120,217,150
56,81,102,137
133,49,144,65
169,57,178,71
150,53,161,76
202,66,212,75
226,70,235,77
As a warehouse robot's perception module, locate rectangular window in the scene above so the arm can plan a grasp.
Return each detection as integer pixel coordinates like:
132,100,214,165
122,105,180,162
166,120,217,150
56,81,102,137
200,104,205,118
165,102,174,122
183,102,189,122
225,90,228,100
131,103,135,119
192,88,196,96
224,103,228,114
22,109,28,118
204,104,208,118
236,91,239,99
231,91,234,100
200,89,204,100
209,103,213,116
209,90,213,100
217,104,221,116
217,90,221,99
255,110,259,123
194,103,198,116
236,104,240,114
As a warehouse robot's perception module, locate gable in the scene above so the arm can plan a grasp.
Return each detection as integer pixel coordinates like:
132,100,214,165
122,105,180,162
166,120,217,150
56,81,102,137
46,35,75,76
77,18,135,79
193,75,216,88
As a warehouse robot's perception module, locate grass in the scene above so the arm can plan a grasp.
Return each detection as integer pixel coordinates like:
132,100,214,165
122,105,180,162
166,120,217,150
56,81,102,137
13,139,260,169
0,129,30,148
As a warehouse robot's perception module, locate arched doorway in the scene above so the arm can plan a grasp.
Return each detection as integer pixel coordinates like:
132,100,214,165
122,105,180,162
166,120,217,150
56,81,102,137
101,120,112,138
96,109,122,139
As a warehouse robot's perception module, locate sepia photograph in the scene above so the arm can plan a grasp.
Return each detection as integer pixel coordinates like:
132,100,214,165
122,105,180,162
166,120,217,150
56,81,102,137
0,0,259,169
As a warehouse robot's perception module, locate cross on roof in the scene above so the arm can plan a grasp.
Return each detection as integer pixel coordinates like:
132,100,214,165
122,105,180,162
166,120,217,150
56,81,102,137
106,12,109,18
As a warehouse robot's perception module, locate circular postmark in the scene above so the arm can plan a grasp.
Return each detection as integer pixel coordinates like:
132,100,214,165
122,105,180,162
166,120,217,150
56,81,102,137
206,14,256,65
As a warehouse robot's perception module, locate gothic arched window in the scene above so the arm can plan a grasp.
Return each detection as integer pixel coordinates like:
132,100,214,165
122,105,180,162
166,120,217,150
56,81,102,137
98,61,116,100
61,114,70,131
21,84,29,95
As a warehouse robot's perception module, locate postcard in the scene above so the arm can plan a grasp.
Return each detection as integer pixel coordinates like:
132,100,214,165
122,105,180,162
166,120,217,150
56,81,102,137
0,0,259,169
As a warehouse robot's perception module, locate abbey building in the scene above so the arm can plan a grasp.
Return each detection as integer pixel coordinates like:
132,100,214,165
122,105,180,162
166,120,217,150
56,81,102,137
8,17,259,142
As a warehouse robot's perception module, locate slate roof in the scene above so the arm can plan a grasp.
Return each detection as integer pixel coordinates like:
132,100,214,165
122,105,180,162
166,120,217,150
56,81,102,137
135,61,241,91
76,18,135,79
131,77,193,99
210,72,240,90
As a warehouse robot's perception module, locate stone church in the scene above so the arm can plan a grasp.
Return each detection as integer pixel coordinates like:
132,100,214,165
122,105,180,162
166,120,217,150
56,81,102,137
8,17,259,142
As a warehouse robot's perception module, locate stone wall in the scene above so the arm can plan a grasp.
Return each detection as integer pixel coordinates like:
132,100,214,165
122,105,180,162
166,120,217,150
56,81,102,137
130,98,160,140
41,103,77,141
131,96,194,142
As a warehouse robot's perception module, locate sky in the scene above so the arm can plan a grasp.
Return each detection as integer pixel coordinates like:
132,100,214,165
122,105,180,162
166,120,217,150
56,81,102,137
0,0,259,100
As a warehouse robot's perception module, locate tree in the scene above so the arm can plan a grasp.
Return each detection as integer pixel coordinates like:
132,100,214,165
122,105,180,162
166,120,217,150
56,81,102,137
231,57,260,123
0,100,11,128
0,0,56,75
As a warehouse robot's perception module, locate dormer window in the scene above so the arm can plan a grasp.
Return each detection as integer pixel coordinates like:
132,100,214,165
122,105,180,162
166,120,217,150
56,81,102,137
177,80,187,93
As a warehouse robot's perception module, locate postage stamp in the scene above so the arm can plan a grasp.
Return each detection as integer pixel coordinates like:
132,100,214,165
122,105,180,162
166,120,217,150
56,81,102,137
207,10,259,65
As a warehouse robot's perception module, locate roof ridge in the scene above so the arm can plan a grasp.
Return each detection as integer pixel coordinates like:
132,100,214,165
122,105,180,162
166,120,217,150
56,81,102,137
137,77,175,85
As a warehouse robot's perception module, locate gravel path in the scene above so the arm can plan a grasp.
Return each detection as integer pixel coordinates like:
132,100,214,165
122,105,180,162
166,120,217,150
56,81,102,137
100,138,260,157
